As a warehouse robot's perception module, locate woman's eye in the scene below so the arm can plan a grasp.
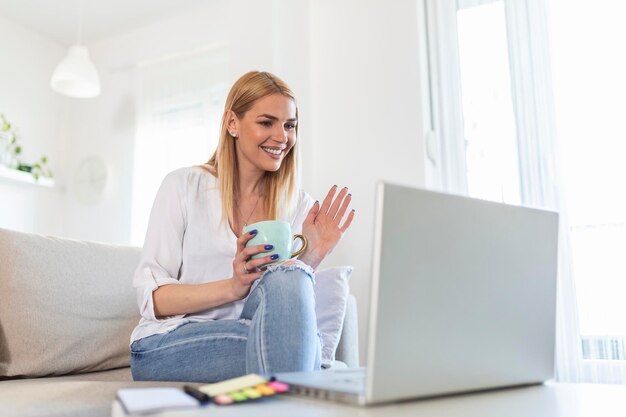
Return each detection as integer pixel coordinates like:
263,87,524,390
259,121,272,127
285,123,296,130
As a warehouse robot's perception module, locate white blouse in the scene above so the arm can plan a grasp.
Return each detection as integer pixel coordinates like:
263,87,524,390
130,166,314,344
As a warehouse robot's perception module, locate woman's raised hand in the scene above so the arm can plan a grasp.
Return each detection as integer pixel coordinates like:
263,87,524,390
230,230,278,300
300,185,355,270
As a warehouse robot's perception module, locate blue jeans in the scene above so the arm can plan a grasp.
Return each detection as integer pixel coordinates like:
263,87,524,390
130,264,321,382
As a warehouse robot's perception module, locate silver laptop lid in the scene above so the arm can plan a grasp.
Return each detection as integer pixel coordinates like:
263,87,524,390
366,182,558,404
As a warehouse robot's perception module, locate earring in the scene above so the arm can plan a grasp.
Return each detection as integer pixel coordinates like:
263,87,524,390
229,131,238,138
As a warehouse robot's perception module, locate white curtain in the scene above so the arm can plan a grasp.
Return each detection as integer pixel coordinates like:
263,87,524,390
502,0,585,383
131,46,230,246
425,0,626,384
509,0,626,384
547,0,626,384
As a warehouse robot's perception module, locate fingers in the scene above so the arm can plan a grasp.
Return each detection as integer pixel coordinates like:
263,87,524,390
318,185,338,218
235,244,279,275
232,236,281,294
318,185,352,220
236,229,258,251
238,243,274,262
339,209,356,233
334,192,352,224
240,265,263,283
328,187,349,219
236,252,280,287
247,253,280,270
304,200,320,224
232,257,262,289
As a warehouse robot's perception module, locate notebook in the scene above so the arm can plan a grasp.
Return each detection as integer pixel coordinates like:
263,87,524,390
116,387,198,414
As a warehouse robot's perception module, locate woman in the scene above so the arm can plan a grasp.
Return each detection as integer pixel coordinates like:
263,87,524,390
130,71,355,382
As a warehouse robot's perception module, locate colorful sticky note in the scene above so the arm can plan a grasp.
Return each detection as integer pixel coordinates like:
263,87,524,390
229,391,248,402
213,394,234,405
255,384,275,395
267,381,289,393
199,374,268,397
243,388,262,399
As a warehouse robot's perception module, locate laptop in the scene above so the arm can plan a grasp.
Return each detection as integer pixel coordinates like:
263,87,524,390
276,181,559,406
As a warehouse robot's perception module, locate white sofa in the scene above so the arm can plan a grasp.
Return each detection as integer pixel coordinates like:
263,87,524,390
0,227,359,417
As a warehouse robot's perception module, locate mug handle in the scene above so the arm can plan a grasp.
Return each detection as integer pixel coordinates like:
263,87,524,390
291,234,308,258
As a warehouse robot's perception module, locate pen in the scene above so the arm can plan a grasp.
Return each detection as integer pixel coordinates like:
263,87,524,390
183,385,212,405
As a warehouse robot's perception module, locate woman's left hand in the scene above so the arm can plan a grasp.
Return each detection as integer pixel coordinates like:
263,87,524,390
299,185,355,270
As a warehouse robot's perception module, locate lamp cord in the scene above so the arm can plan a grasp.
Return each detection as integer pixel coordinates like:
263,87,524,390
77,0,84,45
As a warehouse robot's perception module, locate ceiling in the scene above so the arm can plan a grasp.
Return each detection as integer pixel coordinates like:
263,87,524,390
0,0,206,45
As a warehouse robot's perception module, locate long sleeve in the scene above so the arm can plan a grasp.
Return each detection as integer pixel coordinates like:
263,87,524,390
133,169,189,321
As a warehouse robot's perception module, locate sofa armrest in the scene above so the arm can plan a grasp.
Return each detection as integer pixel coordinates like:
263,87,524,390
334,294,359,368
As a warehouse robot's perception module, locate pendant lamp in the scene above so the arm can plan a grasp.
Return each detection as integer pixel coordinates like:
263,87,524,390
50,0,101,98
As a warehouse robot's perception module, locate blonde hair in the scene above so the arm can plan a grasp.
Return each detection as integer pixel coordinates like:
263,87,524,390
205,71,300,227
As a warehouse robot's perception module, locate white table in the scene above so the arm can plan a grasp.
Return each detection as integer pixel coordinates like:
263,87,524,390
111,382,626,416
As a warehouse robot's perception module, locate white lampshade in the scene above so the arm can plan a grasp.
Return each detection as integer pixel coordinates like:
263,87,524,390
50,45,101,98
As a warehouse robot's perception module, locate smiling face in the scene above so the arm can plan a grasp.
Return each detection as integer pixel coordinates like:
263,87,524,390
228,93,298,176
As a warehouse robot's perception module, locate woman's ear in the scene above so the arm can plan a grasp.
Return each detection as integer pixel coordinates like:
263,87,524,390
226,110,239,138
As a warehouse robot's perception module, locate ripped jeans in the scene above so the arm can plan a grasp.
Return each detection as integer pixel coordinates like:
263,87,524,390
130,264,321,382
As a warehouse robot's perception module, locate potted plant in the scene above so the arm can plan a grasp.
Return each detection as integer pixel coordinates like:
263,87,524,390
0,113,22,169
31,156,53,181
0,113,53,182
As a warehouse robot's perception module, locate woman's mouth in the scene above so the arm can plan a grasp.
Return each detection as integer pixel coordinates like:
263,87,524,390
261,146,284,158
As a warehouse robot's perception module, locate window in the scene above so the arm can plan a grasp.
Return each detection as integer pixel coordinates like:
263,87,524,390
131,47,229,245
456,1,520,205
425,0,626,382
548,0,626,362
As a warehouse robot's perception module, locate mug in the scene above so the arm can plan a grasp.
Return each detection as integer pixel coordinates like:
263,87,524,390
242,220,307,265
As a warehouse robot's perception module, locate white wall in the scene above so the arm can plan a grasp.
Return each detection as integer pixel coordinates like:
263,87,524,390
308,0,428,360
0,15,71,236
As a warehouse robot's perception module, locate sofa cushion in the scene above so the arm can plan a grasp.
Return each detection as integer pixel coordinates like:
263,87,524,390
0,228,141,378
314,266,353,367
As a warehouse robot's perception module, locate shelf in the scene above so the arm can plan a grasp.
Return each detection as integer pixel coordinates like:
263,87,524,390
0,164,54,187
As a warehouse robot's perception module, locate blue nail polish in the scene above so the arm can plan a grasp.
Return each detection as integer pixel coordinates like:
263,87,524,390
271,254,279,260
265,245,274,250
250,229,257,235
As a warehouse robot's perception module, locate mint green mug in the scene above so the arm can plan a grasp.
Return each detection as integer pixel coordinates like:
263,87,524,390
242,220,307,265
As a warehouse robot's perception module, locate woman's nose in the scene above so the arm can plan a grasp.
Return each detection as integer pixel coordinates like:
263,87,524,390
274,126,288,142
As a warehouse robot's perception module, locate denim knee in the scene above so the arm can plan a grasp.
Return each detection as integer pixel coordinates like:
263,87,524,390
259,262,315,298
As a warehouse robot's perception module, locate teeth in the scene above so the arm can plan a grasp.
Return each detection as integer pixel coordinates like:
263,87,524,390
262,147,282,155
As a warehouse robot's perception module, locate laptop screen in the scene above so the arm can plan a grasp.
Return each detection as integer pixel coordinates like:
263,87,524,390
366,182,558,403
